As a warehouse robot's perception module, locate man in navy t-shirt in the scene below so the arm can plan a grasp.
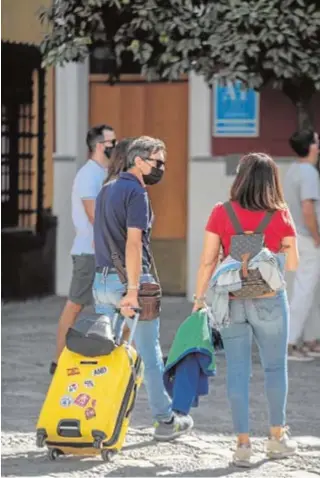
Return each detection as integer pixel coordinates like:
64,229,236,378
94,171,153,272
93,136,193,441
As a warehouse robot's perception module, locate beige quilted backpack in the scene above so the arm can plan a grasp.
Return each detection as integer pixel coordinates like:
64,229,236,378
223,201,275,298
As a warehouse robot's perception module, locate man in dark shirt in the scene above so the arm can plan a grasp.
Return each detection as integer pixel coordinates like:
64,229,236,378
93,136,193,441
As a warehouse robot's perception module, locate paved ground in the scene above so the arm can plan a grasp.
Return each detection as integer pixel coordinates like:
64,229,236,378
2,296,320,478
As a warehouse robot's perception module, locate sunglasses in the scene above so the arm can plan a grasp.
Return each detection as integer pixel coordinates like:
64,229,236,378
100,139,117,147
143,157,166,169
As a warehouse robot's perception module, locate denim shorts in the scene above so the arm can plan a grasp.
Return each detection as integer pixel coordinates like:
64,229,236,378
93,271,156,316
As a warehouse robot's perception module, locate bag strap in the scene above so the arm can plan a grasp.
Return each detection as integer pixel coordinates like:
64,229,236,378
145,197,161,286
254,211,275,233
149,251,161,286
99,184,161,286
223,201,244,234
224,201,275,235
100,185,127,284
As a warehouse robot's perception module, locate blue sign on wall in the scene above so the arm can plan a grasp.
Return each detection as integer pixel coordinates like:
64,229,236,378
213,81,260,137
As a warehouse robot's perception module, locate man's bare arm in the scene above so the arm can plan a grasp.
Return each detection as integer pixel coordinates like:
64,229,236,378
82,199,95,224
125,228,142,290
119,228,142,317
302,199,320,245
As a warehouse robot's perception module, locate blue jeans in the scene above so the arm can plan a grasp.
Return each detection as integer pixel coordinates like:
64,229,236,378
221,291,289,434
93,271,172,422
172,354,204,415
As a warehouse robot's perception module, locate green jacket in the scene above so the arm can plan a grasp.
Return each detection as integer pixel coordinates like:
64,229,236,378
164,309,216,375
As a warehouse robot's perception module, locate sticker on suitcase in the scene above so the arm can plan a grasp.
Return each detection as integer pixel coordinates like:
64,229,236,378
67,383,78,393
85,407,96,420
67,367,80,376
84,379,94,388
74,393,91,408
92,366,108,377
60,395,73,408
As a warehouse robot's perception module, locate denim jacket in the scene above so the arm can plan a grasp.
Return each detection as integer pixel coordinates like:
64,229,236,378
209,248,286,329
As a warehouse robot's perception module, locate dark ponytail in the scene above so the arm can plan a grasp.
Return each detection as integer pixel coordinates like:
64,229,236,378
104,137,136,184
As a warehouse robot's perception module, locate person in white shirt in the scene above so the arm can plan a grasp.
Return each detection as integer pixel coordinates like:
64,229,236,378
284,129,320,361
50,124,116,374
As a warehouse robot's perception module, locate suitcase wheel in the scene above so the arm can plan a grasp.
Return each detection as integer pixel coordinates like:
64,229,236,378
48,448,63,461
36,429,48,448
93,438,103,449
36,433,46,448
101,449,115,462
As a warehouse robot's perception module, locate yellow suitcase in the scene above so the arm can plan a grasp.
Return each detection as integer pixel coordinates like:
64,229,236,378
36,311,143,462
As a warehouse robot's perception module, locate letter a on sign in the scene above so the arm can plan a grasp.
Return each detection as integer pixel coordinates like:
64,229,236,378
213,80,259,137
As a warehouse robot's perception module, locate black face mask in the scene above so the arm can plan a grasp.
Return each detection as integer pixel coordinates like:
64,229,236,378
104,146,114,159
104,139,117,159
143,167,164,185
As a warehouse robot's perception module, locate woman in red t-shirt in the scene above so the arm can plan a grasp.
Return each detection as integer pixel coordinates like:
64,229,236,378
193,153,299,467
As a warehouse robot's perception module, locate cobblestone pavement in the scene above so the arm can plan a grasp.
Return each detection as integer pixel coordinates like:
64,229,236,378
2,296,320,477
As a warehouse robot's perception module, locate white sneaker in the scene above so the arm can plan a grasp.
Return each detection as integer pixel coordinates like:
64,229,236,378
232,444,252,468
302,343,320,358
154,413,194,441
266,427,297,459
287,345,314,362
307,350,320,358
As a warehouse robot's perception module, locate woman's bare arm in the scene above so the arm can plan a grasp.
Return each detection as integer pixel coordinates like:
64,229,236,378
281,236,299,271
193,232,221,309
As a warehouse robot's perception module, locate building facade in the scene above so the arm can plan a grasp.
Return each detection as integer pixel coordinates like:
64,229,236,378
1,0,56,300
2,1,320,300
188,75,320,300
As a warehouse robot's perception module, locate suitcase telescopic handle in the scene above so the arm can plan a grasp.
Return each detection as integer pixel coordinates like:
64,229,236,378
114,307,142,314
114,307,142,346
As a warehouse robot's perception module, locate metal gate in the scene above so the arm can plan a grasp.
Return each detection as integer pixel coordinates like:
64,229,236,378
1,41,45,231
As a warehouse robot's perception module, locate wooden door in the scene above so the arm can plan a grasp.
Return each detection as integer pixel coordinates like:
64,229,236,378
90,75,188,294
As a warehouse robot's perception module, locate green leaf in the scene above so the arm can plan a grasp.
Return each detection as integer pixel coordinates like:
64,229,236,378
277,34,284,43
37,0,320,104
130,39,140,52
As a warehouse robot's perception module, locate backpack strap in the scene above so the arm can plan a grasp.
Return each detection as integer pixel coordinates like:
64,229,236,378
254,211,275,234
223,201,244,234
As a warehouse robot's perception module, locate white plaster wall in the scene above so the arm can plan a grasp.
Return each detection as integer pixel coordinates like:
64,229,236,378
53,157,77,297
188,72,211,157
187,159,294,300
55,61,89,168
54,60,89,296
